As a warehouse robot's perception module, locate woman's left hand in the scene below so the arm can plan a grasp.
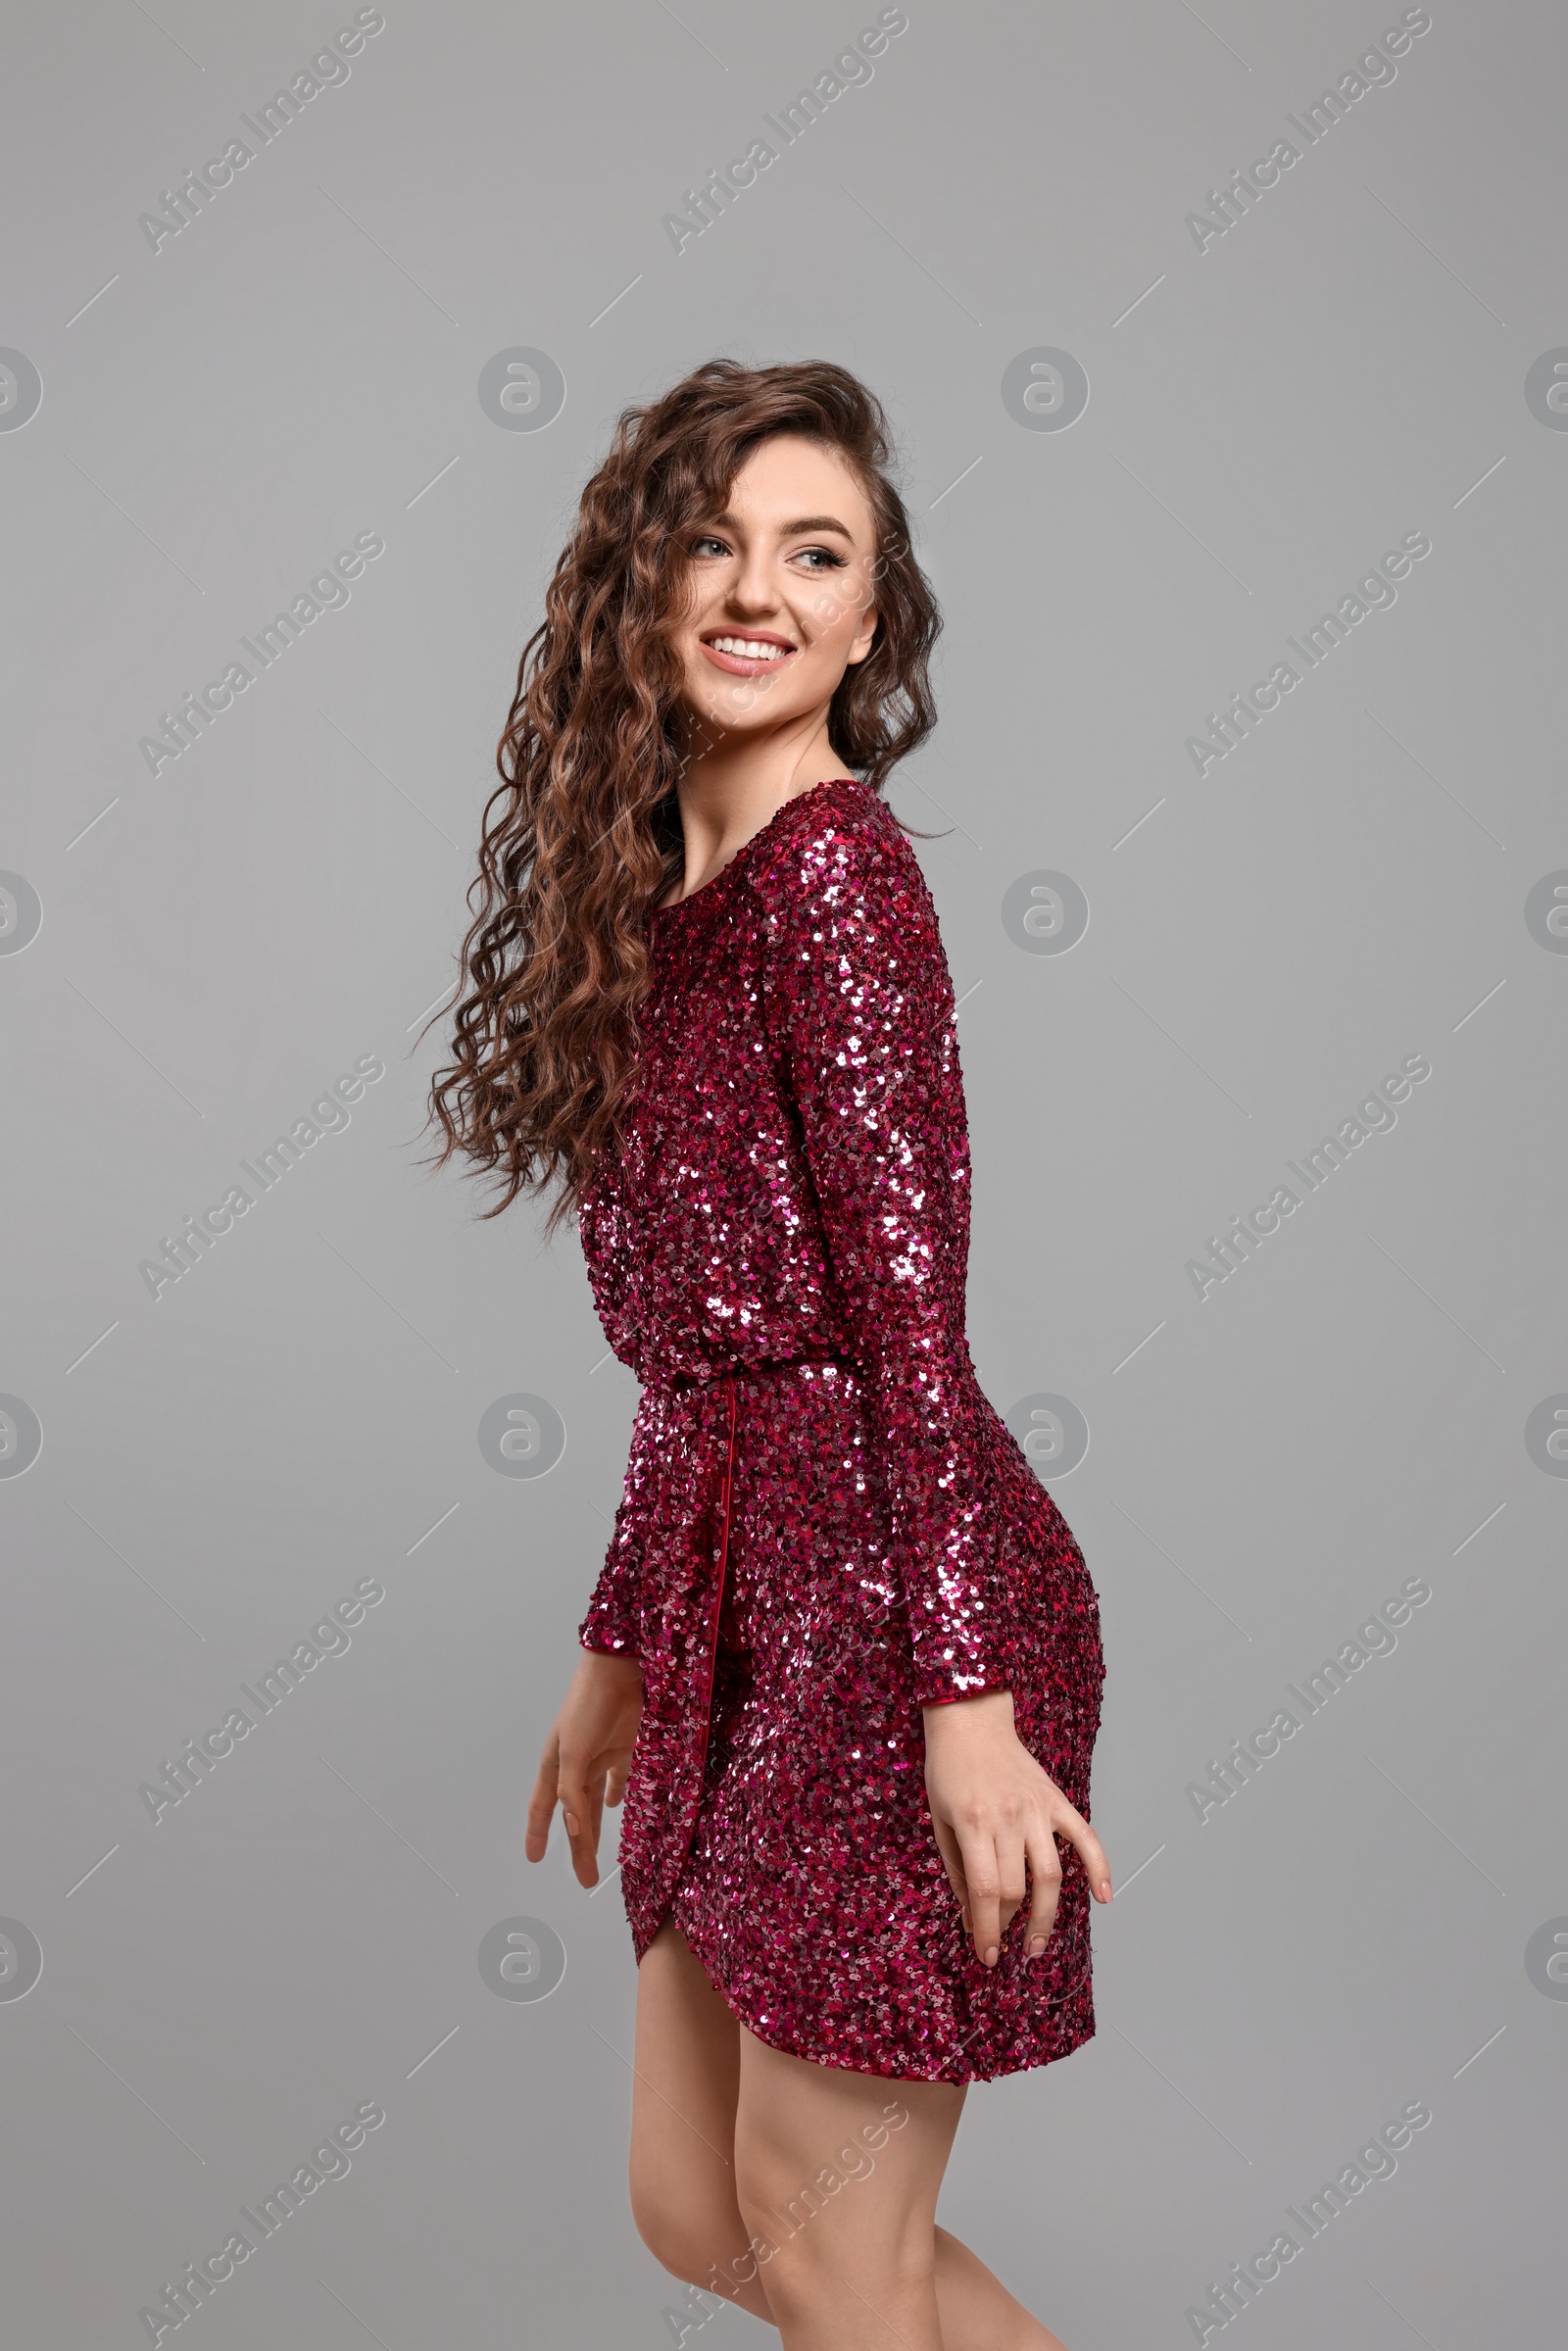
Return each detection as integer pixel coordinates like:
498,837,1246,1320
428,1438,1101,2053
922,1689,1112,1966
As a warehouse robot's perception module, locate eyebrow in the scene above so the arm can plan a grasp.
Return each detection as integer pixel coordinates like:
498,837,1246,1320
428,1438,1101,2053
706,511,855,540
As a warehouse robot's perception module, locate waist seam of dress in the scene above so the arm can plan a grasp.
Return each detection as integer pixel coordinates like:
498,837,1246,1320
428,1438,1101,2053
642,1353,855,1396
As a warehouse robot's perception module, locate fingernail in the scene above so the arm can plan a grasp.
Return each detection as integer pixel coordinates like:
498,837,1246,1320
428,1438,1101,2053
1028,1935,1046,1957
1101,1879,1112,1900
983,1944,999,1967
564,1810,580,1834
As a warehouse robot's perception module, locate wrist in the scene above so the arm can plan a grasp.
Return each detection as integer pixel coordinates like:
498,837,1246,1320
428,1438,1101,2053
917,1661,1011,1709
922,1687,1013,1735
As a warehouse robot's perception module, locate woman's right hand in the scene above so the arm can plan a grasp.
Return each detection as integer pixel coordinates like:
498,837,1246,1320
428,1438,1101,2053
524,1649,644,1886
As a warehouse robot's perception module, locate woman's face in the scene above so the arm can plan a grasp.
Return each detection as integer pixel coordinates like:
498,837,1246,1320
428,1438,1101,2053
672,433,879,748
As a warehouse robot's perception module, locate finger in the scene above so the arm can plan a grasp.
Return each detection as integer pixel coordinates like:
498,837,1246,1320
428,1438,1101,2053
1053,1796,1113,1903
929,1814,975,1932
928,1813,966,1906
994,1824,1029,1946
523,1738,562,1862
956,1827,1004,1966
585,1760,612,1854
1021,1819,1065,1959
556,1754,600,1886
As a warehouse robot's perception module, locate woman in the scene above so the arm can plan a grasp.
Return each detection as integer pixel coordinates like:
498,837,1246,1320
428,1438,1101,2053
430,360,1110,2350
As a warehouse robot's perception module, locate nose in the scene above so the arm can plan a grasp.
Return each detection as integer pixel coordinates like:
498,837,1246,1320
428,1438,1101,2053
725,543,782,619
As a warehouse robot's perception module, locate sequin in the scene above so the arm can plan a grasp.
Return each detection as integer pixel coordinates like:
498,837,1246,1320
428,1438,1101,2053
577,779,1104,2082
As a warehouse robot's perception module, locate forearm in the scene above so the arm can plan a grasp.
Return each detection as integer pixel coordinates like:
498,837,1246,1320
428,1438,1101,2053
576,1641,643,1680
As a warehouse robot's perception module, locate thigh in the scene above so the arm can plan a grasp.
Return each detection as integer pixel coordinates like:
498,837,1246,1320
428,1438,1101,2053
631,1919,773,2322
734,2029,966,2290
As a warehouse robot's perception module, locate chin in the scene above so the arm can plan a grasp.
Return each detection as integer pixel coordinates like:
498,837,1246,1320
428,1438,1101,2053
691,679,803,730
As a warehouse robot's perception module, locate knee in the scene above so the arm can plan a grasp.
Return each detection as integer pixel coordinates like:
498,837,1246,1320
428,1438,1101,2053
733,2156,934,2296
732,2147,802,2254
744,2218,935,2321
627,2163,738,2289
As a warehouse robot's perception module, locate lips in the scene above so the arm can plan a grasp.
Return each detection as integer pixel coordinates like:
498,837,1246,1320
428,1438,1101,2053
700,631,799,678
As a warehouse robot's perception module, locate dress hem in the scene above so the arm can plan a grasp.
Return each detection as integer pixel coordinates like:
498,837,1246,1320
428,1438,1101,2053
644,1898,1098,2087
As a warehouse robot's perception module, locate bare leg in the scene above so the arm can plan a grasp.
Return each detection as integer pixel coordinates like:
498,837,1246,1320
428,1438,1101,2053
630,1919,776,2325
633,1922,1072,2348
732,2023,959,2348
933,2228,1070,2351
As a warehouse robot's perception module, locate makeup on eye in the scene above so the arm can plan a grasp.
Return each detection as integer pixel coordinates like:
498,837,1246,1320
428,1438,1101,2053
691,535,851,570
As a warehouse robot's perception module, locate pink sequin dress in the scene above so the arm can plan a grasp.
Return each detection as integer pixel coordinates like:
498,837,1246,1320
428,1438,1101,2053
577,778,1104,2082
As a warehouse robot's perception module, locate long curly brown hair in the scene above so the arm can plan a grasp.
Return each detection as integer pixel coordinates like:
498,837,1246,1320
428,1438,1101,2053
425,357,941,1229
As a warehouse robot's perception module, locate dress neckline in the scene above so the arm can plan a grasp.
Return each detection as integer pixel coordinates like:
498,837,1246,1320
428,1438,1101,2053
649,777,868,921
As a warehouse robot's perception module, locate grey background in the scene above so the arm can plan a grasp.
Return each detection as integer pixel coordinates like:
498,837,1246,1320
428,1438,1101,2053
1,1,1562,2343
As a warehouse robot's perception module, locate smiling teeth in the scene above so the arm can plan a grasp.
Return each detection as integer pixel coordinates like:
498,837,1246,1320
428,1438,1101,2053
710,637,790,660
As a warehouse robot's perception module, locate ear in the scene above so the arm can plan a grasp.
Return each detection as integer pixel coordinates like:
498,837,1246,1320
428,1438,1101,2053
845,605,878,667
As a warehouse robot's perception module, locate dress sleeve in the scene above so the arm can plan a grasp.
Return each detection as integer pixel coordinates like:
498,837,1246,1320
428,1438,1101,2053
574,1190,645,1660
759,808,1009,1707
578,1524,643,1658
577,1397,652,1660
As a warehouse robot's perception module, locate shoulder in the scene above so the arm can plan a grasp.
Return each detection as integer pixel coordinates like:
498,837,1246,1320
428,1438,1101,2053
749,779,937,938
748,780,951,1017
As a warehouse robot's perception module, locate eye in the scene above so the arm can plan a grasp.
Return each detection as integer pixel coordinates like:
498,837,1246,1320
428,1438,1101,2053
793,546,848,570
691,533,730,559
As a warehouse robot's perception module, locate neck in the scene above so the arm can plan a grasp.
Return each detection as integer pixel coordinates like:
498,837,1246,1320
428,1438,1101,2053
666,709,845,903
